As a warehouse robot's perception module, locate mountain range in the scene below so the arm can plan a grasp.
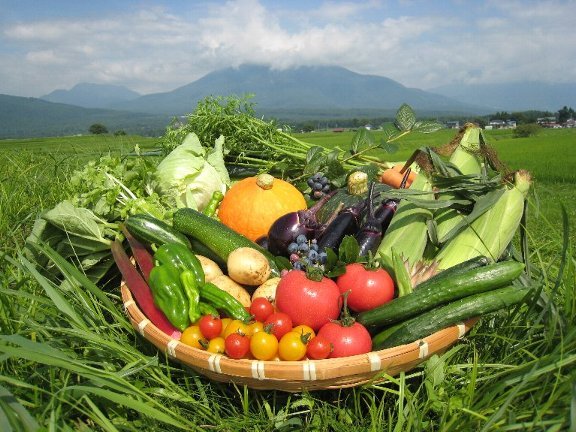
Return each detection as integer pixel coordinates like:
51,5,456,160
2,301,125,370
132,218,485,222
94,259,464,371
430,81,576,112
1,64,574,138
42,83,141,109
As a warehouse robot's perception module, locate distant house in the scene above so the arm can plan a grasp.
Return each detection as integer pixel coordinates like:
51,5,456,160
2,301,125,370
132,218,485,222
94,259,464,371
487,119,516,129
332,127,346,133
445,120,460,129
537,117,559,128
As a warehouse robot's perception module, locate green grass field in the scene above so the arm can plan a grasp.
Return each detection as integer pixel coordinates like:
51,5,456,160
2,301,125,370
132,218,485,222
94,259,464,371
0,128,574,431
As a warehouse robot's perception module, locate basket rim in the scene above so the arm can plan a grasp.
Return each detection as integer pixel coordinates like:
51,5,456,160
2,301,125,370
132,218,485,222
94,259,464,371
120,281,478,390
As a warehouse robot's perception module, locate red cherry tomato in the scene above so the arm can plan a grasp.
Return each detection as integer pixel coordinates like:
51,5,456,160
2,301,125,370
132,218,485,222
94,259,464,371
264,312,293,340
336,263,395,312
198,314,223,340
275,269,341,331
316,320,372,358
249,297,275,322
306,335,333,360
224,333,250,359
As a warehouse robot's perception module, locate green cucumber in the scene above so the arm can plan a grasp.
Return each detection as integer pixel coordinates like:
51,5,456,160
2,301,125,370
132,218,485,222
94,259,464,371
373,284,530,349
357,260,524,329
414,255,491,289
125,214,191,249
172,208,281,276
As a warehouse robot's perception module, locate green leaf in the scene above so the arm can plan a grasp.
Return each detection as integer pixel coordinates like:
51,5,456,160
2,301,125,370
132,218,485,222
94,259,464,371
381,122,400,141
391,248,413,297
350,128,374,154
413,120,444,134
42,201,113,245
0,384,40,432
394,104,417,131
378,138,399,154
338,236,360,264
17,254,89,330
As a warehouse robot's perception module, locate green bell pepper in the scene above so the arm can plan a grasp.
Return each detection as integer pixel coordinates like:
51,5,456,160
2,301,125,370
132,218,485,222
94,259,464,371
154,242,205,285
180,269,201,323
148,264,190,331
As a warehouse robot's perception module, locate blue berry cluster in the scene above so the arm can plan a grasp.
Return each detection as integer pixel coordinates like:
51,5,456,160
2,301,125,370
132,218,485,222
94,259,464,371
307,172,331,200
288,234,328,270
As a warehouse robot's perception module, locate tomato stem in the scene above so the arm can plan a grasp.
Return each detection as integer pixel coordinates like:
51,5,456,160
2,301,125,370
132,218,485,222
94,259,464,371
338,291,357,327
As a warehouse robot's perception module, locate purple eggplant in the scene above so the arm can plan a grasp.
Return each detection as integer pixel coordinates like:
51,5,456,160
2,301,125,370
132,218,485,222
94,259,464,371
354,198,399,257
267,191,335,256
316,198,368,253
354,170,412,257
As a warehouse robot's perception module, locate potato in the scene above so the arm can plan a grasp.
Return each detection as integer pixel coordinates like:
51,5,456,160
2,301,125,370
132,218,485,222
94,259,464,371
210,274,252,308
196,255,224,282
227,247,271,286
251,277,281,303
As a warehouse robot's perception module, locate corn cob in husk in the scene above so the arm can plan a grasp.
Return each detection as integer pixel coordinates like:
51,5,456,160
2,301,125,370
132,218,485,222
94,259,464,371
434,170,531,270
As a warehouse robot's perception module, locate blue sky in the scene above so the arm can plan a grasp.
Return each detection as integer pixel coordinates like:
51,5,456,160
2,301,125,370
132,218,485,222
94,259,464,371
1,0,575,97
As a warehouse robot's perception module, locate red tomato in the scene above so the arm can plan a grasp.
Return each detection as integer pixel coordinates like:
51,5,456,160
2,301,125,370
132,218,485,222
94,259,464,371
306,335,333,360
275,270,341,331
316,320,372,358
224,333,250,359
264,312,293,340
249,297,275,322
336,263,395,312
198,315,223,340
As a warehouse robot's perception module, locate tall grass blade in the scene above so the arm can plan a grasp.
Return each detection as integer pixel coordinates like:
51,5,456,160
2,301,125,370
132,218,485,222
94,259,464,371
0,384,40,432
17,255,88,330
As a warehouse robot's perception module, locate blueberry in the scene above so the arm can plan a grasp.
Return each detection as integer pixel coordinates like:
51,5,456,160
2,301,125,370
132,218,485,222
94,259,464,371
298,242,310,252
308,250,319,261
287,242,298,254
296,234,307,244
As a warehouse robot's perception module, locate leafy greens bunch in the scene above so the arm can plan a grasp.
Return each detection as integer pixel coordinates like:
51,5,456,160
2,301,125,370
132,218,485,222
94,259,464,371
26,133,230,286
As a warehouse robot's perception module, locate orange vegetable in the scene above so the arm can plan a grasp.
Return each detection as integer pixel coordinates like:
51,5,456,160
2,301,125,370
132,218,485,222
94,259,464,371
380,164,417,189
218,173,307,241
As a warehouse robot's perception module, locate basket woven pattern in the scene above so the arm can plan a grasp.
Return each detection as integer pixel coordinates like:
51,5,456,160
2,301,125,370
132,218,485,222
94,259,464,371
121,282,477,391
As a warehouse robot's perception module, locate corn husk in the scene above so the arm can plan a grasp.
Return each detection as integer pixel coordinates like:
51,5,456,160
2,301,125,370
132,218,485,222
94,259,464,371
435,170,531,270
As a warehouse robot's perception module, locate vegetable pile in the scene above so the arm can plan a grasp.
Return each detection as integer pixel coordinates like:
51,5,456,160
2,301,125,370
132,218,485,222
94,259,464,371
26,98,535,368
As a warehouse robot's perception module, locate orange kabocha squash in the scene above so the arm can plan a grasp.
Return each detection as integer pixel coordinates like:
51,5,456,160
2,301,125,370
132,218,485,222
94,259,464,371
218,173,307,241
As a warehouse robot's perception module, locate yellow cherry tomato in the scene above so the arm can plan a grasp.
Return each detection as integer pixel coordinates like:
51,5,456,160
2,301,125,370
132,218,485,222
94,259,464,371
206,336,226,354
291,324,316,341
249,321,265,336
180,325,205,350
219,318,233,337
250,331,279,360
223,319,250,339
278,331,307,361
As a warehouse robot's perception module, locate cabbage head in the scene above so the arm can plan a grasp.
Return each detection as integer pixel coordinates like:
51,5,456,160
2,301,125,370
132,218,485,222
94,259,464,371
155,133,230,211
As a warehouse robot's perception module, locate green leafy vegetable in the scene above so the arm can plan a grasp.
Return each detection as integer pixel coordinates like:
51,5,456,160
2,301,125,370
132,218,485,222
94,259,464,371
155,133,230,212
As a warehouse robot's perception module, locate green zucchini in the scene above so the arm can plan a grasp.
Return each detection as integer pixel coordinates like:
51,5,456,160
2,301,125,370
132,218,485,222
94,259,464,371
172,208,282,276
125,214,191,249
373,284,530,349
357,260,524,329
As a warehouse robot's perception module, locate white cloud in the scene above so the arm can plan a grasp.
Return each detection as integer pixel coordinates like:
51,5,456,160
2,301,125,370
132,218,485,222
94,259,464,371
1,0,575,97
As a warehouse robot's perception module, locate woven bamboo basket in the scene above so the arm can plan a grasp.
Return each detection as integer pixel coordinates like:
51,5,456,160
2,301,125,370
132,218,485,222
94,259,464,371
121,282,477,391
